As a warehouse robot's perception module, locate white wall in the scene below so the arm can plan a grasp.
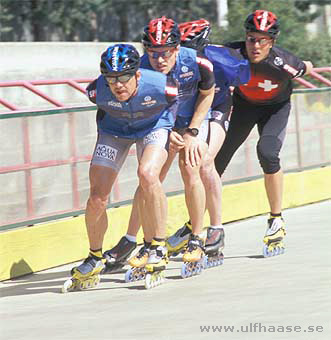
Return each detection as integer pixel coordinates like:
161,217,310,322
0,42,144,110
0,42,144,80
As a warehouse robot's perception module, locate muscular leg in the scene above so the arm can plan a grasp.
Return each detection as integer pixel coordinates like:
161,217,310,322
126,149,177,239
264,170,283,214
137,145,168,240
85,165,118,250
126,189,142,237
179,141,208,235
200,121,225,226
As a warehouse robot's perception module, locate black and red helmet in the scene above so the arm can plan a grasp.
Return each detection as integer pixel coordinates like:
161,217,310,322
179,19,211,51
142,16,181,48
244,10,280,38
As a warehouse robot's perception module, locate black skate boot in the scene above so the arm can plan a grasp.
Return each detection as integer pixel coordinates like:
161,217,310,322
103,236,137,273
204,227,225,268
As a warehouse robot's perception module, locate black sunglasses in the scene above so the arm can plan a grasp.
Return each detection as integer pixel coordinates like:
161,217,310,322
106,73,135,84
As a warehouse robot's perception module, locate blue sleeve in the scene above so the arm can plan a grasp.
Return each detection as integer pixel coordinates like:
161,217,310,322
205,45,250,87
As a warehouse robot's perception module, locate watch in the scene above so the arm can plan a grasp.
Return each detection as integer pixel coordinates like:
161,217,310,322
185,127,199,136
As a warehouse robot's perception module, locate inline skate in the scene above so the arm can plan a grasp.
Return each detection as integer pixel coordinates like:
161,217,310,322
103,236,136,273
124,240,151,283
144,240,168,289
181,234,206,278
166,221,192,257
62,253,105,293
204,227,225,268
263,217,286,257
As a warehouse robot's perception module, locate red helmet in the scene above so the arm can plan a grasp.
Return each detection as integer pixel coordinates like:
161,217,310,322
179,19,211,51
244,10,280,38
142,16,181,48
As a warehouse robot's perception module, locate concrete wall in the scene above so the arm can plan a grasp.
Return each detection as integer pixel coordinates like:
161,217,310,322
0,42,144,81
0,42,144,110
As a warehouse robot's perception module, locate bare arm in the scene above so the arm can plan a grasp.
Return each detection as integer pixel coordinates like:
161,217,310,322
183,85,215,167
189,86,215,129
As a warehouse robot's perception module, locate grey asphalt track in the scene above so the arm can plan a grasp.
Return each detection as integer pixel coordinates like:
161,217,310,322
1,200,330,340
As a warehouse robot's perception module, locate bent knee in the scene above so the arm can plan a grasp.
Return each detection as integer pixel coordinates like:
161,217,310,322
88,194,109,212
200,161,215,181
257,136,282,174
138,165,159,188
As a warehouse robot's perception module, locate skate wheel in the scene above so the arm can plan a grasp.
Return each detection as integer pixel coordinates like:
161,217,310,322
79,280,88,290
94,275,101,286
138,269,146,281
125,268,133,283
62,279,74,293
263,245,270,257
145,273,153,289
196,263,203,275
203,256,208,269
181,263,189,278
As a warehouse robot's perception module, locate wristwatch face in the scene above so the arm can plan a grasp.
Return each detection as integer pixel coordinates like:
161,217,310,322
186,127,199,136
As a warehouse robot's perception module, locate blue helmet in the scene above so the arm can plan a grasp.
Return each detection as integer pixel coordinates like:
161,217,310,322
100,44,140,76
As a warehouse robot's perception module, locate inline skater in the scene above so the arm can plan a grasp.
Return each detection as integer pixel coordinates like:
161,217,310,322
62,43,178,292
214,10,313,256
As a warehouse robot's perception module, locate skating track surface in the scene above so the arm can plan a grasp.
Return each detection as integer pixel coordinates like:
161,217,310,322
1,200,330,340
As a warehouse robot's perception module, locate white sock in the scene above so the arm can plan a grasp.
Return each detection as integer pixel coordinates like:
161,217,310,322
125,234,137,243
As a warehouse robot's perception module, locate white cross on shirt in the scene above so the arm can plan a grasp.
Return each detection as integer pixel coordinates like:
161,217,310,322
258,80,278,92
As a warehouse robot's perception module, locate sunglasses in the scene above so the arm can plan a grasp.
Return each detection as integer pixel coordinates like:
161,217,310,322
147,49,175,59
246,36,272,46
106,73,135,84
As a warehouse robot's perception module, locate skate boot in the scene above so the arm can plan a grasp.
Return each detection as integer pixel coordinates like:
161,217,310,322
125,240,151,283
144,240,168,289
62,251,105,293
103,236,137,273
204,227,225,268
181,234,206,278
263,216,286,257
166,220,192,257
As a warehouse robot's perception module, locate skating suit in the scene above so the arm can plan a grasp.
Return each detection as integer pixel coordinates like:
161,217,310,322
141,47,215,127
86,68,178,139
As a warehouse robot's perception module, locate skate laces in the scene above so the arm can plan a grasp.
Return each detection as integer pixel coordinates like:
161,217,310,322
187,237,204,252
156,246,167,258
79,255,101,271
86,252,103,263
137,245,150,259
267,217,284,234
149,246,167,260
